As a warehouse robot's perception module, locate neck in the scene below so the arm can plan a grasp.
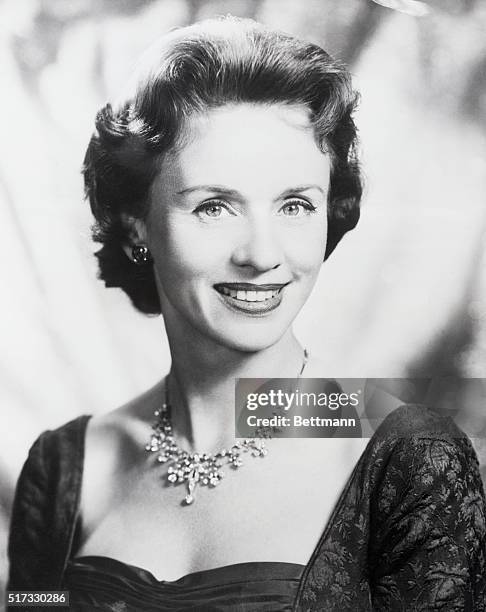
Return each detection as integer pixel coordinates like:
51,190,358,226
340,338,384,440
164,329,306,453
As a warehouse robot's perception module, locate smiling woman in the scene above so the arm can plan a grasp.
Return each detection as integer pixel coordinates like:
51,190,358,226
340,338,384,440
139,103,330,351
7,15,486,612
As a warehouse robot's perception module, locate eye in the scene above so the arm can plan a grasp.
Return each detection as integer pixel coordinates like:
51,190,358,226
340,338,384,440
193,200,234,219
280,198,317,217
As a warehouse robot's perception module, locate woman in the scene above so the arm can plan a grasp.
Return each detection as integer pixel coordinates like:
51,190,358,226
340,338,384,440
7,16,486,611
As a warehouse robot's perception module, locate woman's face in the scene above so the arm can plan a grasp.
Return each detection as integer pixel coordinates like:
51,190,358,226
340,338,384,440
143,103,330,352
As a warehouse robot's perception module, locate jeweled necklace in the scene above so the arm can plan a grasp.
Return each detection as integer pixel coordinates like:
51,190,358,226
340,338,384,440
145,349,309,505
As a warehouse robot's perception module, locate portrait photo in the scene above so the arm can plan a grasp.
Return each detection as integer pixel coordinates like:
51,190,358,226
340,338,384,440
1,0,486,610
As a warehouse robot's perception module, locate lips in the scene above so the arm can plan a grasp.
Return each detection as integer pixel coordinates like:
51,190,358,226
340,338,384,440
213,282,289,315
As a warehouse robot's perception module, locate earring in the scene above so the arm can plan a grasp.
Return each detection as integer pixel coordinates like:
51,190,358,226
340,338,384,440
132,244,151,265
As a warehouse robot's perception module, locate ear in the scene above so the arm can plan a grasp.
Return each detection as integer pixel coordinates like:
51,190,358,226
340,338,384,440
121,214,148,262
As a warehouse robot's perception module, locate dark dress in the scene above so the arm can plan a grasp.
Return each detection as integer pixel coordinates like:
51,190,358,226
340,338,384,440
64,557,303,611
7,404,486,611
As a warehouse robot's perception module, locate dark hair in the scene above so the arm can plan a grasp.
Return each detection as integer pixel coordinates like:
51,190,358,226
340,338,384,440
83,16,362,315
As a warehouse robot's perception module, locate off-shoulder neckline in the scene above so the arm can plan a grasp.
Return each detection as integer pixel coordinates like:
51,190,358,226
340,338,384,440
67,555,305,586
65,412,372,606
60,403,462,608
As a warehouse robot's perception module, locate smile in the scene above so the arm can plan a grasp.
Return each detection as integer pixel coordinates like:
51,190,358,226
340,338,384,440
217,287,281,302
213,283,288,315
214,283,286,301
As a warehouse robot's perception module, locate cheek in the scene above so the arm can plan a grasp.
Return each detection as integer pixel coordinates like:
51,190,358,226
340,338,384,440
148,217,228,284
285,219,328,272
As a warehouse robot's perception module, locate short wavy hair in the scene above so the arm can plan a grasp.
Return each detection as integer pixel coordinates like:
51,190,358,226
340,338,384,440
83,16,362,315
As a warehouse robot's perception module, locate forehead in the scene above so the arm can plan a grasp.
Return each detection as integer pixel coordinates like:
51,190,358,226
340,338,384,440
153,104,330,197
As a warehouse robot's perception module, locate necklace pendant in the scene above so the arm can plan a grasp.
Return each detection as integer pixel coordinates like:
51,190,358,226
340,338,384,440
184,477,196,505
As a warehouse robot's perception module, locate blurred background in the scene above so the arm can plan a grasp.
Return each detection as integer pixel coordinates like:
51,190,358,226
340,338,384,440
1,0,486,596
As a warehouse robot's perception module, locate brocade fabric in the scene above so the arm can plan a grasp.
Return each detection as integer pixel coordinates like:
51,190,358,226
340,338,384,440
7,404,486,611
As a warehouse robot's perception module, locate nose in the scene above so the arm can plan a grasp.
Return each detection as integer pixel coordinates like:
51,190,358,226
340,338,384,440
231,218,282,272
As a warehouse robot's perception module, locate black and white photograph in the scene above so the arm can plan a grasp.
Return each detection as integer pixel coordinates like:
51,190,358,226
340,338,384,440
1,0,486,610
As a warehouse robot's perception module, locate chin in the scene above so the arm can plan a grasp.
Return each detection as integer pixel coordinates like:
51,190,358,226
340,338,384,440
214,336,283,354
202,317,295,354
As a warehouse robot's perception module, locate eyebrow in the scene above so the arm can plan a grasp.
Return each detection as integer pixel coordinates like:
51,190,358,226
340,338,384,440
278,185,325,198
176,185,241,198
176,184,325,199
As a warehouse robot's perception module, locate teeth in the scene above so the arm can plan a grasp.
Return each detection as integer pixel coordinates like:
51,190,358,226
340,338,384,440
218,287,281,301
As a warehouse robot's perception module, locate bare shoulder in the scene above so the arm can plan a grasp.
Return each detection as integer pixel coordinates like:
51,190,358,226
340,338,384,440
80,379,165,532
86,391,146,459
86,378,165,447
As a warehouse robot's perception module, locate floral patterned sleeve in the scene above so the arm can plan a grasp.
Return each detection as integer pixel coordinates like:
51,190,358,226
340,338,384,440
370,433,486,611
